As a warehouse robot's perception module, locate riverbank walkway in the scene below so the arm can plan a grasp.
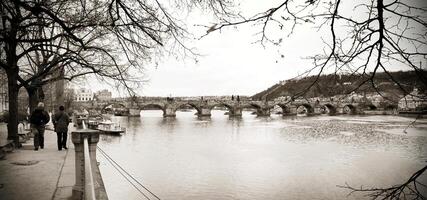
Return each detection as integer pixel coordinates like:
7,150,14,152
0,124,77,200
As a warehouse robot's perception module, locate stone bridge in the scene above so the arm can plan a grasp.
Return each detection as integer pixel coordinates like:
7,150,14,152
72,96,398,117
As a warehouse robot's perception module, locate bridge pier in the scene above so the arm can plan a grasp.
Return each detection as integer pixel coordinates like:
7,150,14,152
197,108,212,117
313,106,329,115
336,107,344,114
229,107,243,117
339,106,356,114
314,106,322,114
163,107,176,118
128,108,141,117
278,106,296,116
283,106,297,116
256,107,271,117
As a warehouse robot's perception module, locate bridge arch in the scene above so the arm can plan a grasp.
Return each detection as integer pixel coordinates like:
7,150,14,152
211,103,242,117
273,103,292,115
136,103,166,116
101,102,127,112
210,103,233,110
365,104,377,111
175,103,202,114
211,103,233,113
321,104,336,115
140,103,165,111
384,104,398,111
101,102,126,110
247,103,262,110
342,104,356,114
296,103,314,115
244,103,271,116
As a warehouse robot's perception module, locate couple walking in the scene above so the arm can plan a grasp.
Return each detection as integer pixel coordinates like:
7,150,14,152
30,103,70,151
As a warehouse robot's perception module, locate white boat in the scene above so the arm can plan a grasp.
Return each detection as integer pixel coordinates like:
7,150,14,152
97,121,126,135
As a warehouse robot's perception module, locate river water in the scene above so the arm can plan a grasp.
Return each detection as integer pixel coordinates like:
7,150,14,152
97,110,427,200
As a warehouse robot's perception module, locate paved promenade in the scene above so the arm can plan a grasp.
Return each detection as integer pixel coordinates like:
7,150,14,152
0,126,76,200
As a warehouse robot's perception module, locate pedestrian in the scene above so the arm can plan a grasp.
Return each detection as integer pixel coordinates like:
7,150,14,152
30,102,50,151
53,106,70,151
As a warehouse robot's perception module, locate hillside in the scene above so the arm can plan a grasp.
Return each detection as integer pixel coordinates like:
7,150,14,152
252,71,427,101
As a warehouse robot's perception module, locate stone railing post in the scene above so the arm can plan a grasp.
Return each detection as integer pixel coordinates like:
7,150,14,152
72,129,100,199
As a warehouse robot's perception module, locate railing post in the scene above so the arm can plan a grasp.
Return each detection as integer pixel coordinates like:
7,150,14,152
72,129,100,199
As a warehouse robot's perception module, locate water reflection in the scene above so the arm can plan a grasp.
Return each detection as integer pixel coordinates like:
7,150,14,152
158,117,177,133
98,111,427,200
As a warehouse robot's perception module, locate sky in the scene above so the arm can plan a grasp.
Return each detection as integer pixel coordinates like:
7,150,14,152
82,0,423,97
140,26,320,97
85,0,325,97
141,0,334,97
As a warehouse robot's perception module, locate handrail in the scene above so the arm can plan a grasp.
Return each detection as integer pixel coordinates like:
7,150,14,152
83,137,96,200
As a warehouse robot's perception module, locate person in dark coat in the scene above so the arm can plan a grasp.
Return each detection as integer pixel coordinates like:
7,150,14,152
30,102,50,151
53,106,70,151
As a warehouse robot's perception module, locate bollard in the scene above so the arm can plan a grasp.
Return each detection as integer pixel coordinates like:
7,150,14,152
71,129,100,200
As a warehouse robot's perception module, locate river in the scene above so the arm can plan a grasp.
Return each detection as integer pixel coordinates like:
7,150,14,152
97,110,427,200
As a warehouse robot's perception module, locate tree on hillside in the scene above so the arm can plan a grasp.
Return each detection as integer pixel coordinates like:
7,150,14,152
0,0,234,145
203,0,426,198
205,0,426,96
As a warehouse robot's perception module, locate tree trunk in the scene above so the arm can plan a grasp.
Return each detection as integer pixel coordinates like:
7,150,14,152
27,86,38,114
27,83,47,114
55,68,65,113
4,16,21,146
6,69,19,146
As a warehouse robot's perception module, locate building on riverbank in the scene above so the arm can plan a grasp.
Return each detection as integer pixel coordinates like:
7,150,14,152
95,89,112,101
398,88,427,111
74,88,94,102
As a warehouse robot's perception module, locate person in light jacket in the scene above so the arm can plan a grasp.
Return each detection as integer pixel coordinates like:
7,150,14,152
53,106,70,151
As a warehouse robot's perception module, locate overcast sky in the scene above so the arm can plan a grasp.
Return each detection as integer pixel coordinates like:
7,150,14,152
141,27,318,97
139,1,326,97
83,0,420,97
83,0,324,97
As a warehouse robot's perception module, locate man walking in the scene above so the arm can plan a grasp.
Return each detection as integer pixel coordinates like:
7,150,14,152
53,106,70,151
30,102,50,151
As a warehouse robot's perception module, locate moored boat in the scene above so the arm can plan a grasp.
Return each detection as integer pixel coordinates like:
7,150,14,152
97,121,126,135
